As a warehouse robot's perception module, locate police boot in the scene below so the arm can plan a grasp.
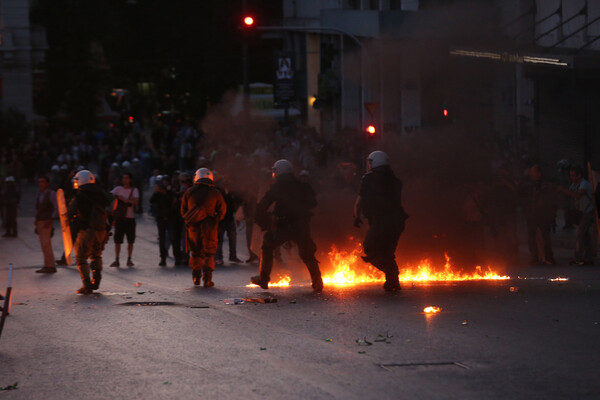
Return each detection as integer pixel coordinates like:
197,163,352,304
383,273,401,292
76,278,94,294
312,276,324,293
250,275,269,290
91,270,102,290
192,270,202,286
203,269,215,287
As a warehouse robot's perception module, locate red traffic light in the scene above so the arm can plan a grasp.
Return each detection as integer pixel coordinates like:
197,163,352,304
443,108,449,117
243,16,254,27
366,125,376,136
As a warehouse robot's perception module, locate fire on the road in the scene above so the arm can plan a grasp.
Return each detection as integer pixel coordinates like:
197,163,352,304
322,242,509,286
248,240,510,288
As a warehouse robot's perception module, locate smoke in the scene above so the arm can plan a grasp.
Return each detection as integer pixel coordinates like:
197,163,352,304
200,1,524,276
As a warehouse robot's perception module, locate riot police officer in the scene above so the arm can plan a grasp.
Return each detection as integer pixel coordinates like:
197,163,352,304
354,151,408,292
69,170,113,294
251,159,323,292
181,168,226,287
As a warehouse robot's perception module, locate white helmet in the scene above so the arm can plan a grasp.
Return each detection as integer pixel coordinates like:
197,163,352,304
367,151,389,170
194,168,214,183
51,165,60,172
122,161,131,169
272,159,293,179
73,170,95,189
5,176,15,183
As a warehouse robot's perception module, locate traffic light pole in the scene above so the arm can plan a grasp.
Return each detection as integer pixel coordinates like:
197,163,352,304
242,0,250,118
255,25,364,134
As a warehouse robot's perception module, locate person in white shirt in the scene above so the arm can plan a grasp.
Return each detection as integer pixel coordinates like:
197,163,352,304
109,173,139,267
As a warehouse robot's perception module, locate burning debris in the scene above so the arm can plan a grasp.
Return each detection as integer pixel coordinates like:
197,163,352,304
322,242,510,287
423,306,442,314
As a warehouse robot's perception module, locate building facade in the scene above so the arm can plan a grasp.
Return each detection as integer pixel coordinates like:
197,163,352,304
0,0,46,122
281,0,600,173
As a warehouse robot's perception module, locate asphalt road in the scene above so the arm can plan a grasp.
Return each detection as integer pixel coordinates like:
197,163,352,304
1,184,599,399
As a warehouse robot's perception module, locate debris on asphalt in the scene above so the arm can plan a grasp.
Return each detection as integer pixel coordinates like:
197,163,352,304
289,299,297,304
134,282,143,287
224,298,245,305
358,351,366,354
325,338,333,342
260,347,267,350
356,338,373,346
136,290,146,295
509,286,519,292
245,297,277,304
0,382,18,391
163,381,171,385
461,320,469,326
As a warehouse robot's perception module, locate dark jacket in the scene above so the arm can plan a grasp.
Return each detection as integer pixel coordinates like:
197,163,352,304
181,181,226,254
68,184,113,231
358,166,407,222
256,174,317,230
150,189,174,220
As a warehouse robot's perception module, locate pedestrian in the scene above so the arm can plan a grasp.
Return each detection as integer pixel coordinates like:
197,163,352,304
484,163,519,265
109,173,139,267
353,151,408,292
68,170,112,294
240,182,259,263
35,175,58,273
251,159,323,292
522,165,557,265
215,177,243,264
149,175,176,266
2,176,20,237
181,168,226,286
558,166,596,265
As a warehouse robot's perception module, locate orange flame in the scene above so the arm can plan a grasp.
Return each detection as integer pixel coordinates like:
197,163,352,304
321,241,509,286
247,239,510,288
424,306,442,313
247,276,291,288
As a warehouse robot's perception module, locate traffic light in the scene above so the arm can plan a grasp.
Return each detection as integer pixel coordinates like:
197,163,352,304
443,108,449,117
366,124,376,137
243,15,255,27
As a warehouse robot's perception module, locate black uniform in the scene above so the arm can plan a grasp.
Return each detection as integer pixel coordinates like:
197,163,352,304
150,186,180,265
68,183,113,293
356,165,407,291
253,173,323,291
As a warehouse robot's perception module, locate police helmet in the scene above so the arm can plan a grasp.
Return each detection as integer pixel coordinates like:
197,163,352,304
272,159,293,180
367,151,389,170
73,170,95,189
194,168,214,183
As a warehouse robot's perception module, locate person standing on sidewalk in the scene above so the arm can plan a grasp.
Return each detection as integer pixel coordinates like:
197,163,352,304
558,165,596,265
109,173,139,267
35,175,58,273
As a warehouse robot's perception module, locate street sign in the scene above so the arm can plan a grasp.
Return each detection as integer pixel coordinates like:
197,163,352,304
274,52,295,105
364,102,379,117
